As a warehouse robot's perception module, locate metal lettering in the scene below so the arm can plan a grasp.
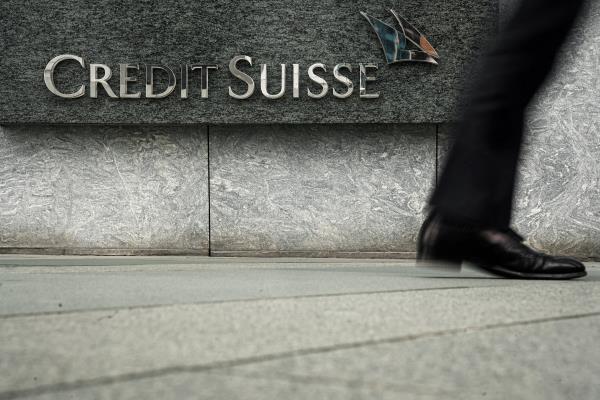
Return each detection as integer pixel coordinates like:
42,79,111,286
307,63,328,99
228,55,255,100
260,64,286,99
90,64,118,98
43,54,86,98
119,64,141,98
332,63,353,99
190,64,218,99
359,63,379,99
145,64,176,98
292,64,300,98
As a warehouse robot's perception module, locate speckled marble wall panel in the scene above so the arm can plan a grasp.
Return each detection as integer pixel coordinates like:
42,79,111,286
0,0,496,124
209,124,435,255
0,125,209,253
436,1,600,259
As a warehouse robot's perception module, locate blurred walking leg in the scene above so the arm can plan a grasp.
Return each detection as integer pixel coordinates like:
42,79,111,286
417,0,587,279
431,0,585,228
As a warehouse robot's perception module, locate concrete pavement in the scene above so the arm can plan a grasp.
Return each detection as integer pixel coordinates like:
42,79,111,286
0,256,599,399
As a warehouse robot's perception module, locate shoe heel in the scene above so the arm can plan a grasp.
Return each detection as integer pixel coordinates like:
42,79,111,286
417,211,463,273
417,257,462,272
417,239,462,272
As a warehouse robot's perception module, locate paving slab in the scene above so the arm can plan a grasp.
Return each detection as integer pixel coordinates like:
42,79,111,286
18,371,404,400
18,316,600,400
215,315,600,400
0,257,532,316
0,257,598,399
1,277,599,396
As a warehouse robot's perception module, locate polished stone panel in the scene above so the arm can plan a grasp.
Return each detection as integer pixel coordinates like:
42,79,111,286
0,0,496,124
0,125,209,253
210,124,435,255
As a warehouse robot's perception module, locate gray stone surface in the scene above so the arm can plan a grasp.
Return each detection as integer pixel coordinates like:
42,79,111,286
0,256,598,399
0,0,496,124
216,316,600,400
0,256,528,316
209,124,435,255
17,318,600,400
0,125,209,253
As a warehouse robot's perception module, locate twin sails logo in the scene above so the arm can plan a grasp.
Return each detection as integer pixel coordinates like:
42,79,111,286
43,10,438,100
361,9,439,65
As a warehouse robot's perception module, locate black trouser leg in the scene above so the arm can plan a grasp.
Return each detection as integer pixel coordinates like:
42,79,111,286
431,0,585,228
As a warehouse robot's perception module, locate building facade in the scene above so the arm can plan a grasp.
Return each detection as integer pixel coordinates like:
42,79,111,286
1,0,598,258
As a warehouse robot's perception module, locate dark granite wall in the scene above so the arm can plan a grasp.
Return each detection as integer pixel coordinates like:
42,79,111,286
0,0,496,124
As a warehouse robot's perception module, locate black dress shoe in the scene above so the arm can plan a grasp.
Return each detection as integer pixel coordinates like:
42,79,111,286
417,211,587,280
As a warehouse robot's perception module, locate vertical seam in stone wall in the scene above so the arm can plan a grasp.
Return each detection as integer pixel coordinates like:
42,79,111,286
207,125,212,256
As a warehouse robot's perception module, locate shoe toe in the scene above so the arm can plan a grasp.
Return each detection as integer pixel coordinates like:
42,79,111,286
546,256,586,273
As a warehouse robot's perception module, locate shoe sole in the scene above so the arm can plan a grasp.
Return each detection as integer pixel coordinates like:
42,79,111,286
418,258,587,280
478,264,587,280
417,258,462,272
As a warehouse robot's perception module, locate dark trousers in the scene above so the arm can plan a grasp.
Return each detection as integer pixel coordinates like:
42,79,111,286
431,0,585,228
